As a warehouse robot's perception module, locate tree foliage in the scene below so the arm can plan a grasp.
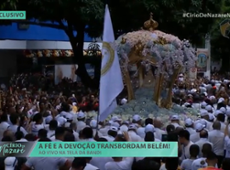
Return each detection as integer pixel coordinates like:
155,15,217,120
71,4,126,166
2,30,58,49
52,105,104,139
1,0,225,86
0,0,18,25
8,0,223,45
210,0,230,71
110,0,223,46
1,0,17,9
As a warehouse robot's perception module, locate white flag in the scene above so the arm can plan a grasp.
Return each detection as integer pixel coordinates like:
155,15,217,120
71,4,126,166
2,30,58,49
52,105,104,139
99,4,124,121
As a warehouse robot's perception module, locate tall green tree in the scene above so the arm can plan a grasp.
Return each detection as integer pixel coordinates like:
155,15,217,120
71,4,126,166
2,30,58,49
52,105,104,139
1,0,224,87
110,0,223,46
0,0,17,25
211,0,230,71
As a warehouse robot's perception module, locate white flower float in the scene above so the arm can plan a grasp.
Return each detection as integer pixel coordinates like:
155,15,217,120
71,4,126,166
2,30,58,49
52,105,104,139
116,13,196,109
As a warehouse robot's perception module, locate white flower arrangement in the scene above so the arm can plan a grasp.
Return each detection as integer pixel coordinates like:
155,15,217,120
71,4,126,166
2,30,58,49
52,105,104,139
81,89,199,124
83,31,198,124
124,30,158,46
116,29,196,72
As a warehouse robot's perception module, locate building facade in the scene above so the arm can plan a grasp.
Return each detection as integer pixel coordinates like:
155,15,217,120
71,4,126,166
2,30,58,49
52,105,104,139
0,22,102,84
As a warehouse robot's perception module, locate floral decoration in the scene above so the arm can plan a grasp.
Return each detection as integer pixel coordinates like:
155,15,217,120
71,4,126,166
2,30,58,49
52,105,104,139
86,88,199,125
116,29,197,78
23,49,102,57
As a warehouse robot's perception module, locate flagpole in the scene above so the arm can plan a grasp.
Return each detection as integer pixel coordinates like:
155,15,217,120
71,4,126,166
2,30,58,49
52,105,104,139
97,0,108,131
96,109,100,131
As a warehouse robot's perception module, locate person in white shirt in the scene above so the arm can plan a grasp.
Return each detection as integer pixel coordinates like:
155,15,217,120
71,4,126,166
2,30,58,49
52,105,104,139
209,96,216,108
199,110,212,131
52,127,66,141
205,105,213,114
153,119,166,140
47,120,58,139
81,127,95,142
99,122,111,137
56,116,67,127
190,123,205,143
195,130,213,157
198,119,210,131
200,101,208,110
216,111,226,132
191,143,213,170
214,110,222,117
105,157,133,170
220,107,226,115
103,126,118,141
72,157,99,170
59,103,73,120
185,118,195,135
178,129,193,160
119,121,129,133
200,110,209,120
144,124,161,142
45,115,53,125
111,116,122,124
208,121,225,168
31,113,47,137
84,158,99,170
224,121,230,158
22,156,71,170
16,138,28,142
132,114,145,138
170,115,180,128
76,111,86,133
70,122,79,141
89,119,98,138
8,114,27,137
208,113,215,123
181,144,199,170
0,113,10,140
127,124,142,142
90,157,113,170
4,157,18,170
15,125,28,142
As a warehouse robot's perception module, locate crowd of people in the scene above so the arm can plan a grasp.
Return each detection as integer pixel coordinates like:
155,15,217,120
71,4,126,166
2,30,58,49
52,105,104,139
1,73,230,170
